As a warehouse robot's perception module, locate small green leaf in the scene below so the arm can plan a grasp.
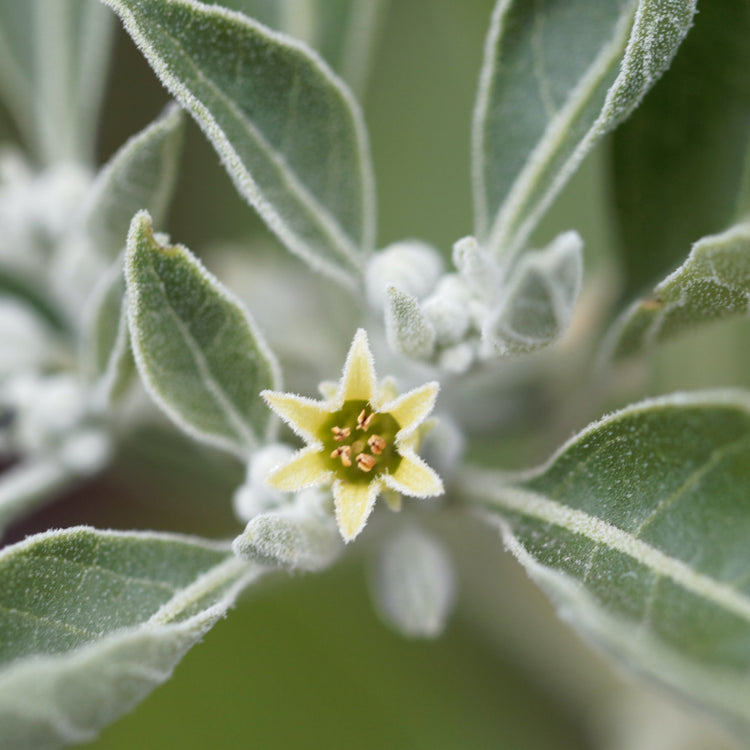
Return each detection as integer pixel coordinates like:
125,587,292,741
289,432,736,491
53,105,185,321
483,230,582,356
604,223,750,361
467,390,750,732
384,286,436,360
102,0,376,287
80,258,135,405
610,0,750,298
0,0,114,164
77,104,185,263
126,210,280,458
473,0,697,261
0,526,259,750
233,503,343,572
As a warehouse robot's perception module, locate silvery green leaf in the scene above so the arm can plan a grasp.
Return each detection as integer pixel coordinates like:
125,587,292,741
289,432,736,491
0,526,259,750
384,286,436,360
102,0,376,287
369,527,455,639
223,0,389,97
233,493,343,572
52,105,185,321
611,0,750,298
467,390,750,732
604,223,750,362
473,0,697,261
76,104,184,263
483,230,582,356
126,210,280,458
0,1,114,164
80,259,135,406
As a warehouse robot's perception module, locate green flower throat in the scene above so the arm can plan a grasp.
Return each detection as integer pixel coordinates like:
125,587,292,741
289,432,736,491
321,400,402,484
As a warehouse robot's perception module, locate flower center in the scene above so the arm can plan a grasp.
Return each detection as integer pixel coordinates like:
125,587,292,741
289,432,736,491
321,399,401,484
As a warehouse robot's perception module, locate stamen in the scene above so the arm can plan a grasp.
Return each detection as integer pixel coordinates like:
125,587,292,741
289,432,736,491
356,453,376,472
330,445,352,467
368,435,386,455
357,409,374,431
331,426,351,441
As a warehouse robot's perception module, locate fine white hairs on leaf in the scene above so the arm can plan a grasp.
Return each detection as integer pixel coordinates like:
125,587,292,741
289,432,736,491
482,230,583,357
232,491,343,572
384,286,436,360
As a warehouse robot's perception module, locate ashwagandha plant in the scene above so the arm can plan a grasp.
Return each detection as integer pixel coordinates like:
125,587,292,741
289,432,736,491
1,0,750,747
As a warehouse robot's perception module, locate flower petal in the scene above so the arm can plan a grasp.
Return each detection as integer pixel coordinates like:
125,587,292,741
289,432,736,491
267,446,332,491
338,328,376,402
333,478,382,542
384,452,443,498
318,380,338,400
382,382,439,437
262,390,330,441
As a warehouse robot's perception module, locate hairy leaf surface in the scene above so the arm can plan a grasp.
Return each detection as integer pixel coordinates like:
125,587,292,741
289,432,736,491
103,0,375,286
610,0,750,297
473,0,697,261
0,526,257,750
604,223,750,361
468,391,750,731
126,211,279,458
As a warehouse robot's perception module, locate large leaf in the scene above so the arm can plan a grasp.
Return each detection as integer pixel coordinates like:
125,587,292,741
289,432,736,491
466,390,750,733
126,210,280,458
102,0,376,287
0,0,114,164
472,0,697,261
603,223,750,361
0,526,258,750
610,0,750,298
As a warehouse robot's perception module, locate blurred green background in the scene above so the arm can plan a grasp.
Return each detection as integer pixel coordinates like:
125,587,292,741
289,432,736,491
4,0,748,747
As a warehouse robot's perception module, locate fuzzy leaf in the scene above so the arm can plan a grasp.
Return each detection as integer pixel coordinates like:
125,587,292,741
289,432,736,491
126,210,280,458
384,286,436,360
78,104,184,263
233,504,343,572
0,0,114,164
483,230,582,356
468,390,750,732
610,0,750,298
53,106,185,321
604,223,750,361
0,526,258,750
473,0,697,260
80,259,135,406
102,0,375,287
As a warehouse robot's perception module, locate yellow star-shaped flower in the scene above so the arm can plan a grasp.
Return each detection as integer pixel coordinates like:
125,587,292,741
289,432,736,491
262,329,443,542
